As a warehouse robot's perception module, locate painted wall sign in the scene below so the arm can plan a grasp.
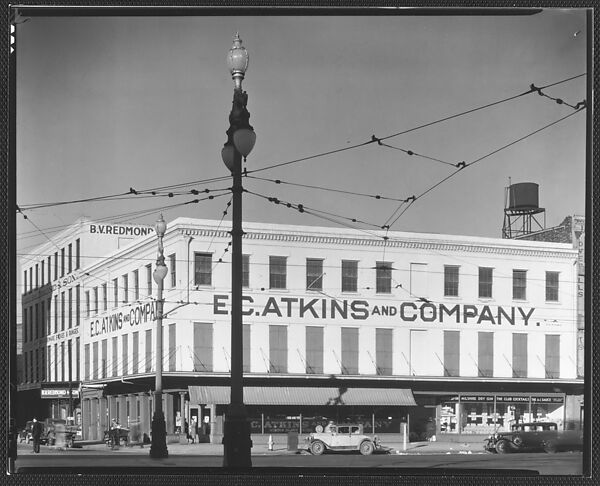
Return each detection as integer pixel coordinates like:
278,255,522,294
213,294,537,326
47,327,80,342
89,224,154,236
52,272,81,292
88,302,156,338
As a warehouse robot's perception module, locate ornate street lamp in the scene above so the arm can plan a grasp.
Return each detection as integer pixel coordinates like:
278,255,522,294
221,33,255,468
150,214,169,458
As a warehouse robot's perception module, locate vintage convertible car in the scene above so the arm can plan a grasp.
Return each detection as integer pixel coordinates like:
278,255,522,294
484,422,583,454
305,423,382,455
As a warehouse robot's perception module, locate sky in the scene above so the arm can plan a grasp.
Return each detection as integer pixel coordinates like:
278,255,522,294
16,10,588,260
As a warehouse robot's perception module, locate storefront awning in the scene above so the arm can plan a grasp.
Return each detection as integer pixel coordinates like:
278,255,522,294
189,386,416,407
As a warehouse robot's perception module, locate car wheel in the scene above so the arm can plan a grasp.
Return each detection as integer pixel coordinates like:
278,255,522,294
495,440,511,454
360,441,374,456
543,440,557,453
310,440,325,455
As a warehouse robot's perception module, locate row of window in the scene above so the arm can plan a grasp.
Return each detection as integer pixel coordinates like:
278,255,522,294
197,253,561,301
22,337,80,384
23,239,81,294
22,287,81,343
73,326,562,383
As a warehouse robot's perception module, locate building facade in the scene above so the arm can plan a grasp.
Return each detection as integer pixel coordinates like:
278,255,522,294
18,218,155,427
20,216,584,442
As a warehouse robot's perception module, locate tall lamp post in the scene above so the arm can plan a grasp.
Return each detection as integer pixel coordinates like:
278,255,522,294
150,214,169,458
221,33,256,468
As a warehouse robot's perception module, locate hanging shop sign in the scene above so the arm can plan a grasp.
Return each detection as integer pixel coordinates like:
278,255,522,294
213,294,539,327
41,389,80,399
88,301,156,338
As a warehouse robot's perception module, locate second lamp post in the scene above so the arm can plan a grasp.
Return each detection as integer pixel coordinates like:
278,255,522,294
221,33,256,468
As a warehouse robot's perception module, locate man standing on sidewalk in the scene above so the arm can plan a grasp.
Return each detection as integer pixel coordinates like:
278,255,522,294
31,418,43,453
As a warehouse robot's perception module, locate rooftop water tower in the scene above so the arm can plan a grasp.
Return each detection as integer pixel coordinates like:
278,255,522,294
502,181,546,238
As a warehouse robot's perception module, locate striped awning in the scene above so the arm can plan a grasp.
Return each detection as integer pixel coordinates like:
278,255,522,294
188,386,416,407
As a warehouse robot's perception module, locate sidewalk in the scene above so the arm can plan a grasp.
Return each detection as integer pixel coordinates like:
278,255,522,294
75,438,487,455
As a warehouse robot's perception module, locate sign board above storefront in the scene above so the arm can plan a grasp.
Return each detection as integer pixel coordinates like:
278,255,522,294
89,224,154,237
41,389,80,399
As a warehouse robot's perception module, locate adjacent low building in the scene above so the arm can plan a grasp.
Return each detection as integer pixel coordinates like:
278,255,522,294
20,216,584,443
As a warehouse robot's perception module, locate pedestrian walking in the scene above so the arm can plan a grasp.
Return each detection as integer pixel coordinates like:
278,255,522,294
184,419,194,444
31,418,43,453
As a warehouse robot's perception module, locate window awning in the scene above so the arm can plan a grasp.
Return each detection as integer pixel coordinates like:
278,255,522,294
188,386,416,407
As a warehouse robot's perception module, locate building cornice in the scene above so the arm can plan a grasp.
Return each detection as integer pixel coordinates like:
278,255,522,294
180,227,576,260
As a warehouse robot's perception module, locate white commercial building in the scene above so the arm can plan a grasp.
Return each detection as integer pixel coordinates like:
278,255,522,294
20,217,583,442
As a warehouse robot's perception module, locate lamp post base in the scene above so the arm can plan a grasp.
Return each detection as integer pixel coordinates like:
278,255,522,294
222,404,252,468
149,411,169,458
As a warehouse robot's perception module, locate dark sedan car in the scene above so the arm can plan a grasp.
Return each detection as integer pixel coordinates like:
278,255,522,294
484,422,583,454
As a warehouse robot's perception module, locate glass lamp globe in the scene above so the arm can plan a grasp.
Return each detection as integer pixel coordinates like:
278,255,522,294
226,33,249,81
221,144,236,171
155,214,167,237
233,128,256,158
153,264,168,284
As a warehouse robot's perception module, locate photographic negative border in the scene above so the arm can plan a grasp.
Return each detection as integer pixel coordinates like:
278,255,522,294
2,2,597,485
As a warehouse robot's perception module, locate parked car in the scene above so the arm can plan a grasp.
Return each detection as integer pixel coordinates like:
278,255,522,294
42,418,79,448
305,423,381,455
484,422,583,454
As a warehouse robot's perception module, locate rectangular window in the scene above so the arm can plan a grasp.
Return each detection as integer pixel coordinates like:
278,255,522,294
305,326,324,374
47,346,52,381
376,328,393,375
546,271,559,302
75,285,80,326
35,264,39,289
122,335,128,376
444,265,460,297
24,353,27,383
513,270,527,300
512,333,528,378
34,304,39,340
146,264,152,296
113,278,118,308
194,253,212,286
29,268,32,292
306,258,324,291
68,288,72,328
478,267,493,299
341,327,359,375
92,341,98,380
92,287,98,314
133,270,139,301
376,261,392,294
122,274,129,303
47,256,51,284
54,295,58,333
269,325,287,373
23,306,28,342
53,343,57,381
169,254,176,288
54,251,58,280
47,299,51,335
40,303,45,338
242,254,250,288
40,263,44,287
68,243,72,273
102,283,107,310
75,238,80,270
23,270,27,294
84,344,90,381
76,337,80,381
41,347,45,381
478,332,494,377
269,256,287,289
132,332,139,374
545,335,560,379
145,329,152,373
243,324,251,372
168,324,176,372
341,260,358,292
61,248,65,277
101,339,107,379
34,349,38,382
60,342,65,381
85,291,90,318
61,292,65,331
193,323,213,371
444,330,460,377
112,336,118,377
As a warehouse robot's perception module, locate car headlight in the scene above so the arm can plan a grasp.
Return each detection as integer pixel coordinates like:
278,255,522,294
494,433,499,439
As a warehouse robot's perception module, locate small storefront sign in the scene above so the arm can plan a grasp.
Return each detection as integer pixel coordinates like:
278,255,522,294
41,389,80,399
